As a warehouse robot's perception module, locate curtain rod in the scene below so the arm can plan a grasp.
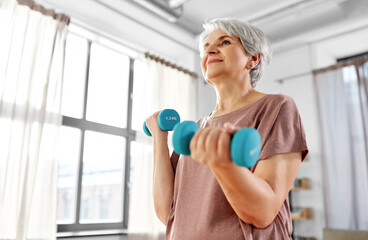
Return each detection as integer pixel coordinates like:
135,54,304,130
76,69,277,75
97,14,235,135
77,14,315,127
313,54,368,75
276,54,368,83
145,52,198,79
17,0,70,24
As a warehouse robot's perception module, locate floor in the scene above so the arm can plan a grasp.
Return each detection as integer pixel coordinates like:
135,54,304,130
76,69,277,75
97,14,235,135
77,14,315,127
58,233,165,240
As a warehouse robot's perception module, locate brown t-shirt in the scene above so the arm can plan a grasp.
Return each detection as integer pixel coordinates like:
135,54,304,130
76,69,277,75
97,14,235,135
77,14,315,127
166,94,308,240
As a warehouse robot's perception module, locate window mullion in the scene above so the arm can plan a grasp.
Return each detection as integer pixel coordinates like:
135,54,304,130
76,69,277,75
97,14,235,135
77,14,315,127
122,58,135,228
75,40,92,224
82,41,92,120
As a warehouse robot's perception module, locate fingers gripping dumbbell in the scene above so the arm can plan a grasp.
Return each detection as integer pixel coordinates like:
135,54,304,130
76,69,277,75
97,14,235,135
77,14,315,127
143,109,180,136
172,121,261,168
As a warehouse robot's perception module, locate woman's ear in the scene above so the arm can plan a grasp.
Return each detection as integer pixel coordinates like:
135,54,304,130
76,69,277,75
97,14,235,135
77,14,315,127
246,53,261,70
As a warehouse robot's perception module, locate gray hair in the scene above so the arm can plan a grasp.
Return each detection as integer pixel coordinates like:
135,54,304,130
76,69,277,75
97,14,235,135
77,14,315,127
199,18,272,87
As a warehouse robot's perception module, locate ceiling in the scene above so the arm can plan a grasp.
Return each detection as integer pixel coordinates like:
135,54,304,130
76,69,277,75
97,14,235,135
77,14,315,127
37,0,368,58
128,0,368,43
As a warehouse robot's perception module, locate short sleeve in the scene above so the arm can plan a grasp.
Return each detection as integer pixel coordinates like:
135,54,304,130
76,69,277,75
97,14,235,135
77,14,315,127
258,96,308,161
170,151,180,174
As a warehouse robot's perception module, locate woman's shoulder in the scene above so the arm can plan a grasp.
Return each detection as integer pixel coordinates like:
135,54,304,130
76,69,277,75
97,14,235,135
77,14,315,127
252,94,300,122
262,93,294,103
260,93,298,110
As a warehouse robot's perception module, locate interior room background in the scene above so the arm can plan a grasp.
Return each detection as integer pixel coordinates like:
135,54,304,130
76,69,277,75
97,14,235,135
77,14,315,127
1,0,368,240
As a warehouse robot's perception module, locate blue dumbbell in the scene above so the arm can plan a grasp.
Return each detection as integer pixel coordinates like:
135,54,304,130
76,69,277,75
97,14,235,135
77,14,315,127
172,121,261,168
143,109,180,136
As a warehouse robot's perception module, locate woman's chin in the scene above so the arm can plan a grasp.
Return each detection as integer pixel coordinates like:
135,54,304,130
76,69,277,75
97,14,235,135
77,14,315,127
205,79,214,85
205,75,225,86
205,71,223,82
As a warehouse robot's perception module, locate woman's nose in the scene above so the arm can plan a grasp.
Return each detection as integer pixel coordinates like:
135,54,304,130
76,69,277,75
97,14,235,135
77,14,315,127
205,43,218,55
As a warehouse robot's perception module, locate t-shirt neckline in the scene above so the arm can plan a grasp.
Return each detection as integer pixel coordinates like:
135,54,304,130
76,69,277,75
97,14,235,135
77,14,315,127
207,94,271,120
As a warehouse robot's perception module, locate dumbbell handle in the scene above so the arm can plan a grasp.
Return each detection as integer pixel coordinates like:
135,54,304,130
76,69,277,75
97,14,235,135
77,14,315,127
143,109,180,136
172,121,261,168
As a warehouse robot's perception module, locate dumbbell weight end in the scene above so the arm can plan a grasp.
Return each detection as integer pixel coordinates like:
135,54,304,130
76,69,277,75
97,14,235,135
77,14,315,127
230,128,261,168
143,121,152,136
143,109,180,136
172,121,200,155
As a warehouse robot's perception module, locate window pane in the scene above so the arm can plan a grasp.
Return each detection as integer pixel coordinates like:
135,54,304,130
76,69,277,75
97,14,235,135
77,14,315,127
80,131,126,223
56,126,81,224
342,66,359,104
86,43,130,127
61,34,88,118
130,141,152,183
131,60,147,131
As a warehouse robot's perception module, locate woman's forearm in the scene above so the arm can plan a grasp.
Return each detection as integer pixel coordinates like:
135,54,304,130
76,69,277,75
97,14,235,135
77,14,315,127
210,163,279,228
152,134,175,225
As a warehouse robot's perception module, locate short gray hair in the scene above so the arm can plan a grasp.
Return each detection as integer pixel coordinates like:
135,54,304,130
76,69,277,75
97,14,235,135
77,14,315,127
199,18,272,87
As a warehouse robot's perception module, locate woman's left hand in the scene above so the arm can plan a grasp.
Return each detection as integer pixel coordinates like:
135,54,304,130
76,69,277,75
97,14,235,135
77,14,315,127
189,122,239,168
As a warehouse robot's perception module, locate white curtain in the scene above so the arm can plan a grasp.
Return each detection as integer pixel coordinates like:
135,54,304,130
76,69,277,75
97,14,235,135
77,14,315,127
0,0,68,239
128,57,197,237
314,60,368,230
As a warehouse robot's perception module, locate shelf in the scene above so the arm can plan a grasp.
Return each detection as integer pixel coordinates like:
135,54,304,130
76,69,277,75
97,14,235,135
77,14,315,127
291,207,313,221
294,237,316,240
291,178,310,191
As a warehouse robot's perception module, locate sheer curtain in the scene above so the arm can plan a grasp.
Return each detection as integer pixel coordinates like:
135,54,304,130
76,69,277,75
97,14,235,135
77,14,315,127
0,0,69,239
314,56,368,230
129,57,197,237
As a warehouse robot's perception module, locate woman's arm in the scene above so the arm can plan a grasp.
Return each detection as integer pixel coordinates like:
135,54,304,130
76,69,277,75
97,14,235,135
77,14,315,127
189,126,301,228
210,152,301,228
146,112,175,225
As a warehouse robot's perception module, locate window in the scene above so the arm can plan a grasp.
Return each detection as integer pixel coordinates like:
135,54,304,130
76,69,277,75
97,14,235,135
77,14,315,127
314,56,368,230
57,32,144,232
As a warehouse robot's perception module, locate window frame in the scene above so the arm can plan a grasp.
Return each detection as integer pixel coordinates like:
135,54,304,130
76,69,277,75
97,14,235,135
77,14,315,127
57,37,136,233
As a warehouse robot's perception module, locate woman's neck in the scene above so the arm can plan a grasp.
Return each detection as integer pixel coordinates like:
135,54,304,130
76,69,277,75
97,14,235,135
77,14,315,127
211,79,265,117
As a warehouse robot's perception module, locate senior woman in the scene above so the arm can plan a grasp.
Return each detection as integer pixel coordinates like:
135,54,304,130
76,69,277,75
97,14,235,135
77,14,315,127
145,18,308,239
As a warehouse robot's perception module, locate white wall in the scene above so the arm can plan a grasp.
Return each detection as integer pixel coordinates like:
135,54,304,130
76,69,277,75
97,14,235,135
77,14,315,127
194,55,217,119
312,27,368,69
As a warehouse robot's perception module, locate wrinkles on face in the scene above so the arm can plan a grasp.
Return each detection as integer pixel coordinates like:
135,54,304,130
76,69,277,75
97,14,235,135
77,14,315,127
201,30,250,83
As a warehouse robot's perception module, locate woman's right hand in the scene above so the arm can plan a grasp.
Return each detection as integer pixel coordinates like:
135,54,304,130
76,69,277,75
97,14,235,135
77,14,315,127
145,111,168,138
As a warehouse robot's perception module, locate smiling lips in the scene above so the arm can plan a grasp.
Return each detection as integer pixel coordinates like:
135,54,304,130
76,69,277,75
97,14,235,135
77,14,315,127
207,59,222,65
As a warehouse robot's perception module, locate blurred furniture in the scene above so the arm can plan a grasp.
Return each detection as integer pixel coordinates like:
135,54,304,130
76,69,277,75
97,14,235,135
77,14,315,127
323,228,368,240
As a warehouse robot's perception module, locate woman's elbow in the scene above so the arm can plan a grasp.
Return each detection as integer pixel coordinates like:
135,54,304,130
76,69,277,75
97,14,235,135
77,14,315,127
252,217,274,229
154,206,169,226
239,210,277,229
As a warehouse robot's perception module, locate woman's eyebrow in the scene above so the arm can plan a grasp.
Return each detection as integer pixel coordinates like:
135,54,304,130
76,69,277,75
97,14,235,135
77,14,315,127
203,35,232,48
218,35,232,40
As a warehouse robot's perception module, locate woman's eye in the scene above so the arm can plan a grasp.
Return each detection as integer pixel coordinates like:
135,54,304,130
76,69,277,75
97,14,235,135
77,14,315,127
221,40,230,46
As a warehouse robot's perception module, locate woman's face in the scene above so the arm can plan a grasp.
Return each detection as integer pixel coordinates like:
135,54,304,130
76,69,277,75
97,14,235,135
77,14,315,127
201,29,250,83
